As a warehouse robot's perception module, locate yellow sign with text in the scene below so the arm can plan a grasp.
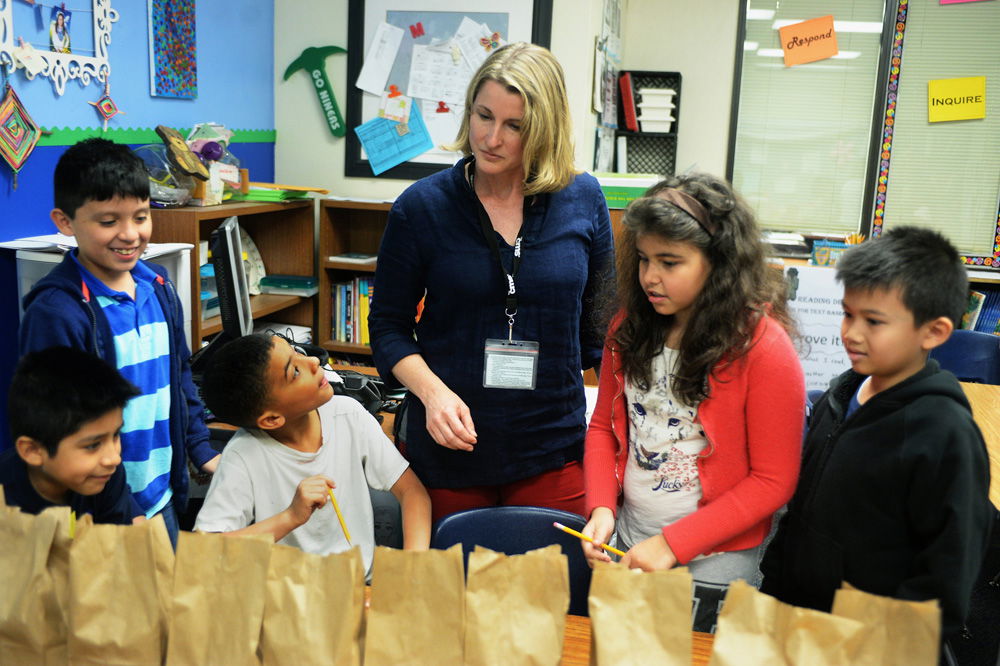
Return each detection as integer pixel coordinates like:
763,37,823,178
928,76,986,122
780,15,838,67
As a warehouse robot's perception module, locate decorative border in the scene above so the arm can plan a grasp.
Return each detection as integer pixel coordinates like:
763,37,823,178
37,127,276,147
0,0,118,95
871,0,908,240
873,0,999,268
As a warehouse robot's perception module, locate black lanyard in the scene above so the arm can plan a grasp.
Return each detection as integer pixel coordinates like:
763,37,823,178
469,166,524,316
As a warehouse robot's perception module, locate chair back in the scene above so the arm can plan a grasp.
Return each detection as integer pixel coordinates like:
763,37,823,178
930,329,1000,385
430,506,593,616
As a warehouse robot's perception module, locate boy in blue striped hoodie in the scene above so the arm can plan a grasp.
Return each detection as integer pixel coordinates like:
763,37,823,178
19,138,219,546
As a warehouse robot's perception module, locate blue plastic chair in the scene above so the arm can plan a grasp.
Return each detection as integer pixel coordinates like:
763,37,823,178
430,506,593,616
929,329,1000,385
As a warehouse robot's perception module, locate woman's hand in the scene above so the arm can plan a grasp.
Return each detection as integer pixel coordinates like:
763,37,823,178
423,386,477,451
391,354,477,451
581,506,616,567
622,533,677,572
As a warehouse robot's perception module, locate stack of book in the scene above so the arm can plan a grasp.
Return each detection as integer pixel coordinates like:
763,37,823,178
228,187,312,203
331,277,374,345
227,182,329,203
258,275,318,297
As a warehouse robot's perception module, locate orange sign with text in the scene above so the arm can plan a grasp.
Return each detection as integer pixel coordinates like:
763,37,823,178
780,15,839,67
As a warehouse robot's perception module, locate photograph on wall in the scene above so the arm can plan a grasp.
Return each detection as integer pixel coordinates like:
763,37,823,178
148,0,197,99
49,6,72,54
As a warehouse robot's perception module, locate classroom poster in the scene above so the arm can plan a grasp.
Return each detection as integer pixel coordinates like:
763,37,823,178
784,265,852,390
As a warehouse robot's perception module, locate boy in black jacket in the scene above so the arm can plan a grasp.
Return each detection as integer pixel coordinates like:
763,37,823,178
760,226,991,648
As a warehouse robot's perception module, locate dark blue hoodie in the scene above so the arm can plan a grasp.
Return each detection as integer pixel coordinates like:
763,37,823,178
19,251,215,511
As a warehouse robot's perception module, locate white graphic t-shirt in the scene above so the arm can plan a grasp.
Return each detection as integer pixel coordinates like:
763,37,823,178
618,346,707,550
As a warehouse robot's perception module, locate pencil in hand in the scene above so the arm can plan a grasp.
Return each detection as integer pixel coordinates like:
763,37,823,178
553,521,625,557
329,488,351,544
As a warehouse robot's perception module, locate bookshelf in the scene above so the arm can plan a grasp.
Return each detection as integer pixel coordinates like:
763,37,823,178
150,200,317,347
318,200,394,357
616,70,682,176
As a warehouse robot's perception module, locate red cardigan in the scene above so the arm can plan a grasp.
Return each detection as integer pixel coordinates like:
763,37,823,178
584,314,805,565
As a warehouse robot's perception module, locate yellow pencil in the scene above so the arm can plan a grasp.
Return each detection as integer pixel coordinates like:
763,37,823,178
553,521,625,557
329,488,351,543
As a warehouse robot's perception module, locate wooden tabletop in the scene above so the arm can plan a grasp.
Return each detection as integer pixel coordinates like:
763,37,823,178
960,382,1000,510
562,614,714,665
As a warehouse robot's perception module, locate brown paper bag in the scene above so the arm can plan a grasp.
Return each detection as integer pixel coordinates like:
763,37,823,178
0,506,64,665
588,562,693,666
260,544,365,666
166,530,272,666
709,580,868,666
68,515,174,666
463,545,568,666
41,506,93,666
364,545,466,665
831,584,940,666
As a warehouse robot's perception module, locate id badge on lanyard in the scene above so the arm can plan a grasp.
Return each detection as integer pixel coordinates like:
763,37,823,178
470,164,540,390
484,338,539,390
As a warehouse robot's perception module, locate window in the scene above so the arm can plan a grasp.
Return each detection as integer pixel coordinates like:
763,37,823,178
729,0,1000,267
728,0,888,236
876,0,999,264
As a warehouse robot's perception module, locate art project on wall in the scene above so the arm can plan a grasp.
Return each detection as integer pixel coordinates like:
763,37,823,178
0,83,41,188
148,0,197,98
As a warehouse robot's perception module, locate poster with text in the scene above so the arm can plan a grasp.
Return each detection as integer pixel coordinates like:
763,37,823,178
785,265,852,390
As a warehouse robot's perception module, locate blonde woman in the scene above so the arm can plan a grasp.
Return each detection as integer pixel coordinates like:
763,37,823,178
371,42,614,522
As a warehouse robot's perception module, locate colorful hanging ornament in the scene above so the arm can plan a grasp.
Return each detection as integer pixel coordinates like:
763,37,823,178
88,79,124,131
0,83,41,189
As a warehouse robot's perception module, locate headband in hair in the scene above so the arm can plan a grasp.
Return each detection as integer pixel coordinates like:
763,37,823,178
655,188,717,237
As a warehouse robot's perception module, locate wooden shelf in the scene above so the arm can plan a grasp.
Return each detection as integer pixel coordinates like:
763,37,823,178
151,199,317,345
318,200,395,351
201,294,305,336
321,340,373,355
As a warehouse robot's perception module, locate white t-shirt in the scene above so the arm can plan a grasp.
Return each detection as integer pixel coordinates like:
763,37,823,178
618,346,708,549
195,396,409,576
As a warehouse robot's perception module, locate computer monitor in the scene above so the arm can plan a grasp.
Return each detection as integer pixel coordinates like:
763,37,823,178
190,216,253,378
212,216,254,339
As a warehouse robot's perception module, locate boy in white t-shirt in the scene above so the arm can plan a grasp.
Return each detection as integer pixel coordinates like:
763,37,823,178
194,333,431,575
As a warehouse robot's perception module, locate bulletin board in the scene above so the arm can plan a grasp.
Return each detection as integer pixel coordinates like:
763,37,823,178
345,0,552,180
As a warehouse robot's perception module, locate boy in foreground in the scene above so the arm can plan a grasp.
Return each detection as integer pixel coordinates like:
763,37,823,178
760,227,992,648
19,138,219,546
194,334,431,576
0,347,143,524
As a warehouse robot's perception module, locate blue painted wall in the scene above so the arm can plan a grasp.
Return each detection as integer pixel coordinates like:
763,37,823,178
0,0,276,448
1,0,276,240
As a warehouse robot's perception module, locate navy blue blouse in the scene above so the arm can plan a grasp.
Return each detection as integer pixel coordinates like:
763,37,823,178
370,158,614,488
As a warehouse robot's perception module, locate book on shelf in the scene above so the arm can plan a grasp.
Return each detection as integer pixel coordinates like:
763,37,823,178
619,72,639,132
973,288,1000,335
961,290,987,330
329,252,377,265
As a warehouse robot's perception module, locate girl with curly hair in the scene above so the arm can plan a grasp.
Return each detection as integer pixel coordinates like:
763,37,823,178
582,172,804,632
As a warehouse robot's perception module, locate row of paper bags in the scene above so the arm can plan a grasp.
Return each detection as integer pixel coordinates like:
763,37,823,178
0,498,941,665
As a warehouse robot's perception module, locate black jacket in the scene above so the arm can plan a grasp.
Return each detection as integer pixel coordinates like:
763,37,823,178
760,360,992,640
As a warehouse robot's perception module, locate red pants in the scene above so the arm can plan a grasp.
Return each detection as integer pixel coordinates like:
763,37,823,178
428,461,585,523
